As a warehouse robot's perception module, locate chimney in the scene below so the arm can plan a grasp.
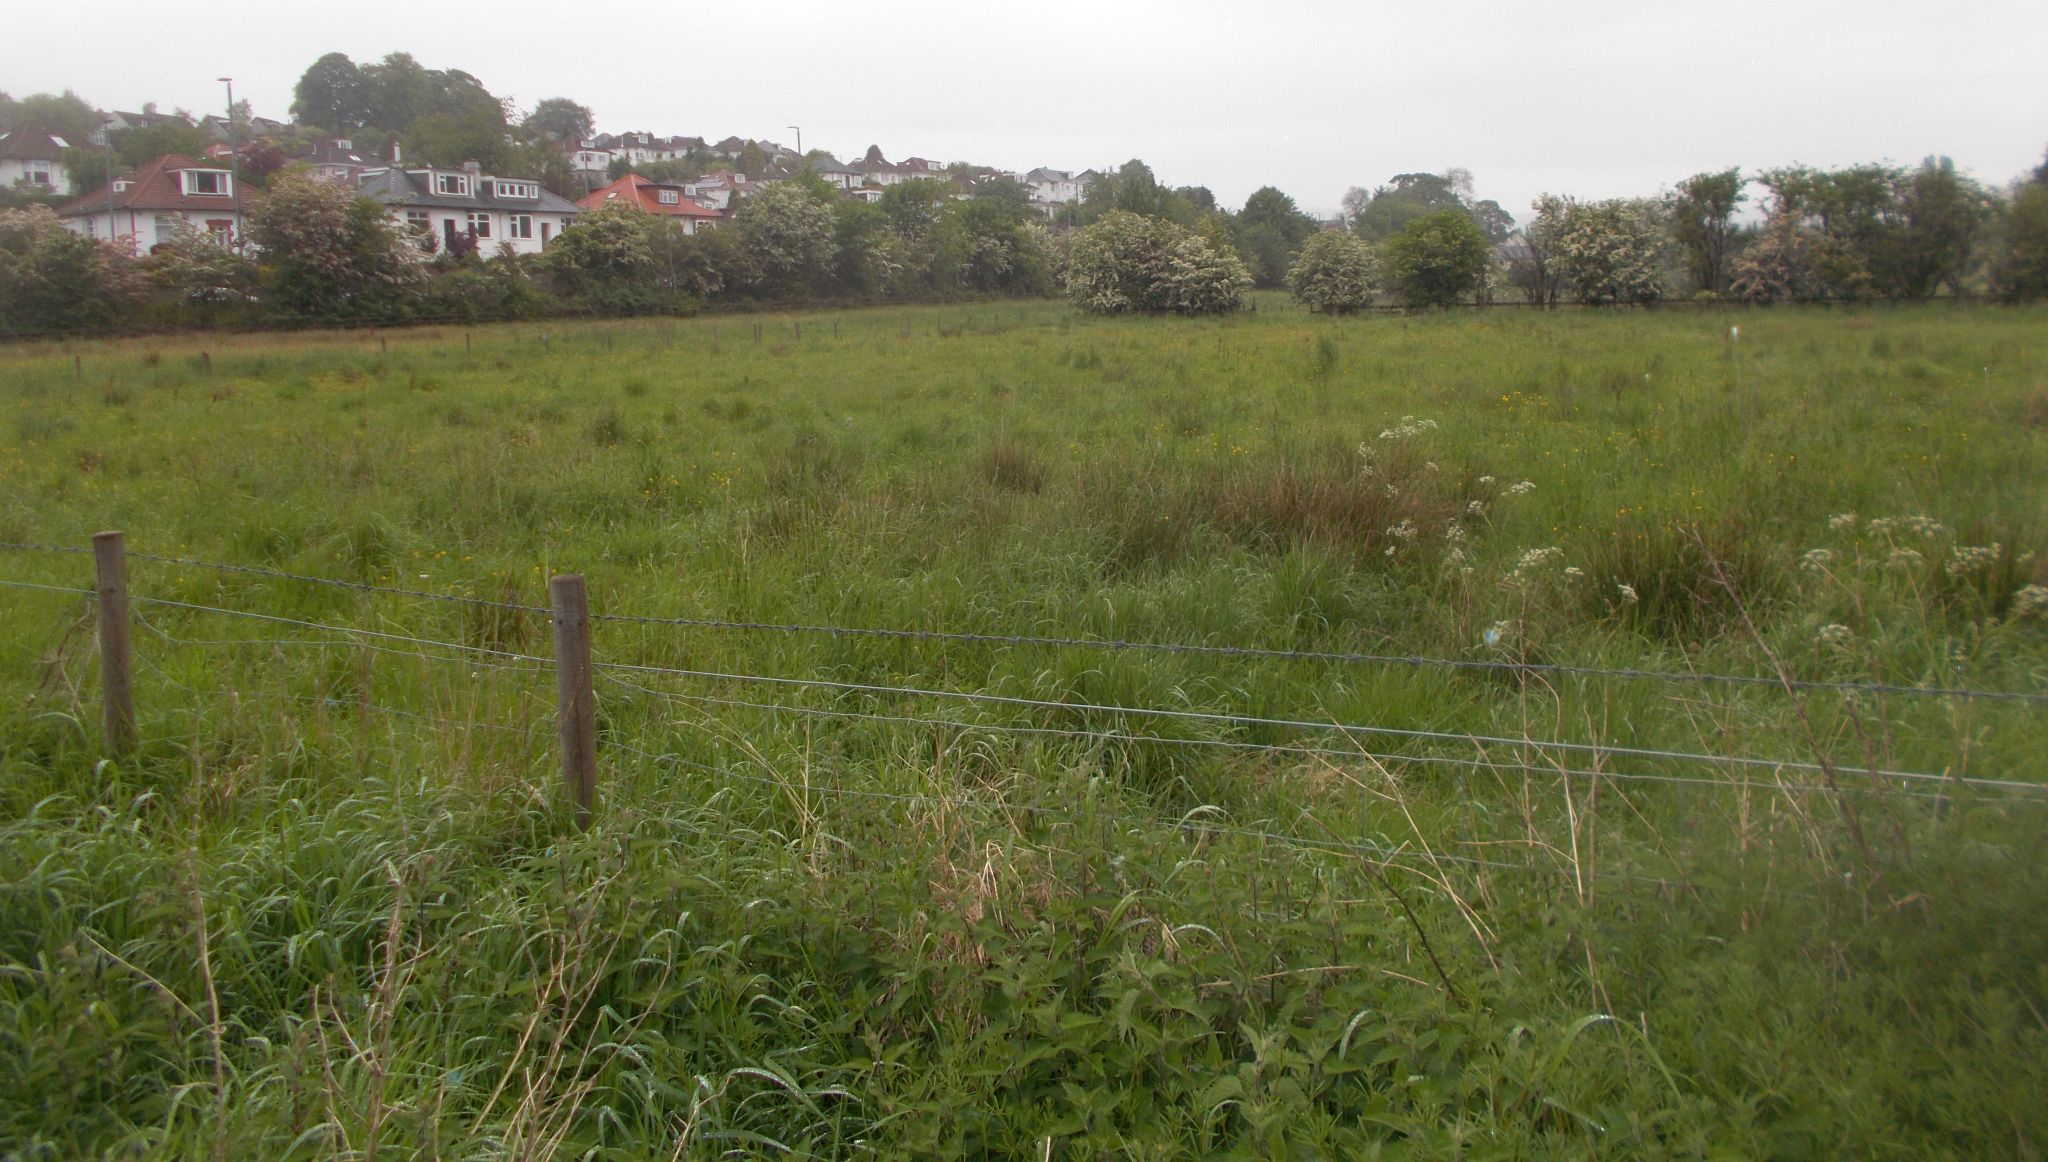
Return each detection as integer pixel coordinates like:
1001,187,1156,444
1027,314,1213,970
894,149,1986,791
389,139,401,165
462,160,481,174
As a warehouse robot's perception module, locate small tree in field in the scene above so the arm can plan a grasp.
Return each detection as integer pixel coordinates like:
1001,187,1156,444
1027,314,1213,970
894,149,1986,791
1382,209,1490,307
1553,198,1666,306
249,172,422,317
1994,151,2048,301
1287,230,1379,313
0,205,140,333
1066,210,1249,315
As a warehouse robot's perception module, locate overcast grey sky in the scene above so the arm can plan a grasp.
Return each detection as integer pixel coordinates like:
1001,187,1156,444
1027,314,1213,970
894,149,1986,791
7,0,2045,219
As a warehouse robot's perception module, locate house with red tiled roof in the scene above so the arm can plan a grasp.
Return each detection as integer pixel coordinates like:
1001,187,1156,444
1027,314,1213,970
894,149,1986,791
55,154,245,249
578,174,723,233
0,126,73,196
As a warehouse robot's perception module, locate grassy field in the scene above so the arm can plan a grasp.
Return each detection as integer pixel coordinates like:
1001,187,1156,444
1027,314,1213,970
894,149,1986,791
2,297,2046,1158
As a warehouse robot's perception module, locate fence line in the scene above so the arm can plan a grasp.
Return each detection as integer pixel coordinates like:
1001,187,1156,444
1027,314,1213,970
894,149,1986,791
3,543,2039,704
2,570,2039,798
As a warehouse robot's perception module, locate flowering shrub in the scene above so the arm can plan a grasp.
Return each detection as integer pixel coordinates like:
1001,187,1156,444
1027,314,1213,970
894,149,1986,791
1066,211,1250,316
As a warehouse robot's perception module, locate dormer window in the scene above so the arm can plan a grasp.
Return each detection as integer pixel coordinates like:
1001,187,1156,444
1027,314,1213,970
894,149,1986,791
657,189,679,205
494,180,538,199
112,179,132,192
434,172,472,197
182,170,231,196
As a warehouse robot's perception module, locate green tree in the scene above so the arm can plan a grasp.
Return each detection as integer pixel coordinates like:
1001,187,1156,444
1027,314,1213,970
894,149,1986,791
1287,229,1380,313
1505,194,1568,306
1993,151,2048,301
1352,172,1464,240
1066,210,1249,315
733,177,838,298
521,98,593,145
116,118,212,169
1666,168,1745,294
1891,156,1992,299
248,171,422,318
0,205,141,333
292,53,368,132
1553,198,1666,306
3,91,101,144
1381,209,1491,307
1233,186,1318,287
145,217,257,323
541,202,657,294
406,107,513,172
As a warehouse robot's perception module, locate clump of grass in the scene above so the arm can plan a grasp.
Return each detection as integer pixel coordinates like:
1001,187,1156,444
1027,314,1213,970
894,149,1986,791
1577,517,1785,643
588,406,629,447
981,439,1047,493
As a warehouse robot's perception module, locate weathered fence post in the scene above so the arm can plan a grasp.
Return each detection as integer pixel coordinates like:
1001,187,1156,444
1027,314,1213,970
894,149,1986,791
550,574,597,829
93,531,136,757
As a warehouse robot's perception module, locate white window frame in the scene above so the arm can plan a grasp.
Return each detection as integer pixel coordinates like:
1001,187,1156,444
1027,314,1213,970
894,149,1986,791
404,209,431,234
183,170,230,196
434,172,473,197
494,180,538,199
466,212,492,239
657,189,680,205
507,214,533,240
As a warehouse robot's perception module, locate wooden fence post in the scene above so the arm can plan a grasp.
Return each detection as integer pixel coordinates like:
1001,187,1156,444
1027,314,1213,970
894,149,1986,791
550,574,597,829
93,531,136,757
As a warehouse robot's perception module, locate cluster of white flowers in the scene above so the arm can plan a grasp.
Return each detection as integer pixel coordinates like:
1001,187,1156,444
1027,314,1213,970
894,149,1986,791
1506,480,1537,495
1888,546,1925,569
2012,585,2048,620
1516,546,1564,571
1443,522,1468,543
1378,415,1439,441
1354,443,1378,478
1477,475,1496,486
1424,460,1441,473
1945,543,2003,577
1800,548,1834,572
1466,498,1488,516
1563,566,1586,579
1817,623,1854,647
1616,582,1639,605
1828,512,1858,532
1867,515,1946,539
1386,519,1418,542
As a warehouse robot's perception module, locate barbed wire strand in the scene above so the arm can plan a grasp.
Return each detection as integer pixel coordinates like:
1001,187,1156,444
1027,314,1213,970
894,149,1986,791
3,577,2033,795
4,551,2040,703
591,656,2041,793
595,671,2028,804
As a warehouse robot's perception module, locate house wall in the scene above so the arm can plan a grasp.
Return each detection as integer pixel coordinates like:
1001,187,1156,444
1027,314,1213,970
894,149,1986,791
1,157,71,196
395,207,575,256
61,207,244,250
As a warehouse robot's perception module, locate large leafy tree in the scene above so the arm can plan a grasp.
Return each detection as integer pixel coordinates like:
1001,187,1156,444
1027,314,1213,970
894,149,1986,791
1287,230,1380,313
1349,170,1514,244
521,98,593,145
0,91,101,143
1504,194,1568,306
1890,156,1993,299
732,175,838,298
248,171,421,317
1552,197,1666,306
291,53,368,132
1381,209,1491,307
0,205,141,334
1993,150,2048,302
1233,186,1318,287
1666,168,1745,294
1066,210,1249,315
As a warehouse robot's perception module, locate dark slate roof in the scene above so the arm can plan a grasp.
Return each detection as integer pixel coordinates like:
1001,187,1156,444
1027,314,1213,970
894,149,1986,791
356,168,581,214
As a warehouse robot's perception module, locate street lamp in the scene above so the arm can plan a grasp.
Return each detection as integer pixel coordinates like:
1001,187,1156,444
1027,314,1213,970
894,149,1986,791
218,77,241,246
787,125,802,163
102,116,118,244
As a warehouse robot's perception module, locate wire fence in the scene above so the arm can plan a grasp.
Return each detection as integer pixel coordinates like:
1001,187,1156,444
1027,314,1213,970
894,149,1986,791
3,537,2044,899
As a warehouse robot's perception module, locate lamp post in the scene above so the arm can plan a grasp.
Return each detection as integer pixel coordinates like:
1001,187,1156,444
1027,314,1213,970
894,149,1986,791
218,77,241,247
102,116,117,244
787,125,802,164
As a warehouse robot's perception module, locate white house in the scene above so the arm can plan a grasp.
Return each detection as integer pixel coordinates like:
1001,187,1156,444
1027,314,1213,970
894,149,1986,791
1023,167,1080,204
0,126,73,196
56,154,245,249
357,162,579,256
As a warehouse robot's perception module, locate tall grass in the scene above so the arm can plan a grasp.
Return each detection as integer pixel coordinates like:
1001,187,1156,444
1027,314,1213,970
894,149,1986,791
1,299,2044,1156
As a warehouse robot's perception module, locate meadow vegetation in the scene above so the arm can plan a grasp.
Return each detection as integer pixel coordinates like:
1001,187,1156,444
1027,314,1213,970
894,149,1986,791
2,298,2045,1157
